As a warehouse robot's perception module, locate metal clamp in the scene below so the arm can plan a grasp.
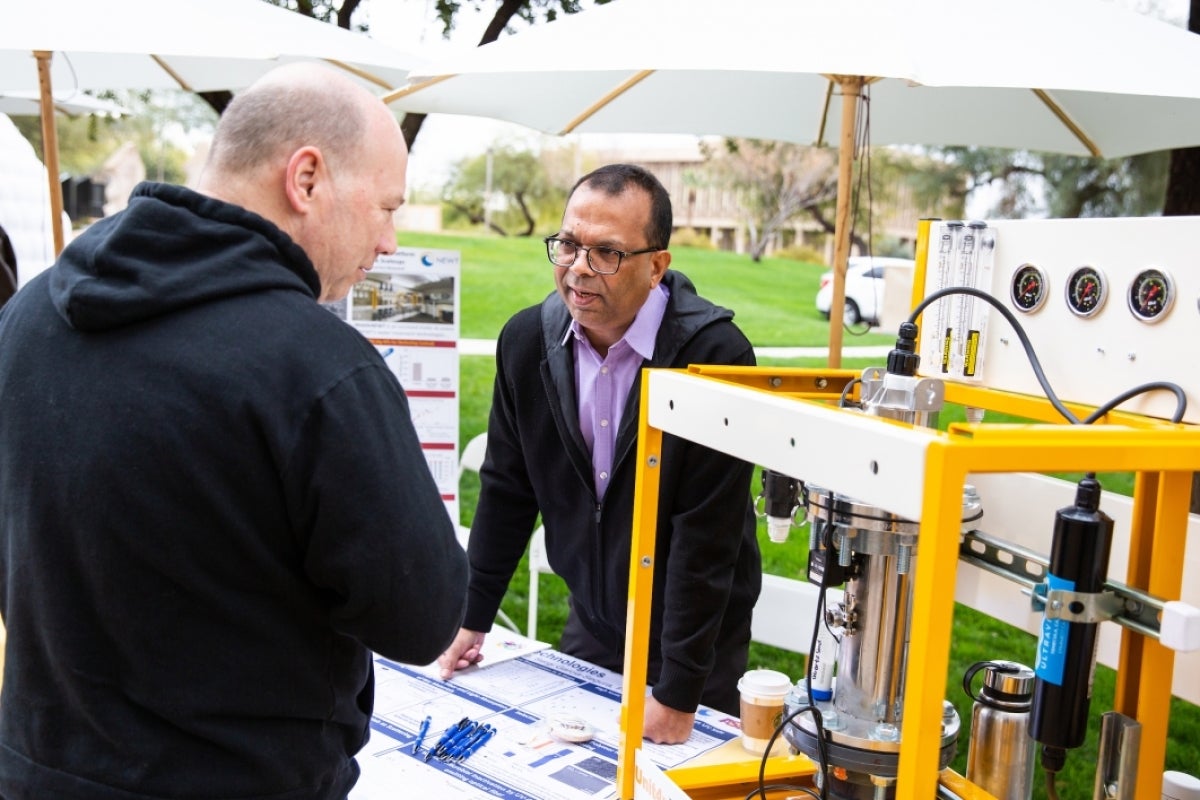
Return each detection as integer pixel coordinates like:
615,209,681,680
1037,586,1126,624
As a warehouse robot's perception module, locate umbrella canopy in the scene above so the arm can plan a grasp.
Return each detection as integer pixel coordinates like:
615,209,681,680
0,0,426,255
384,0,1200,365
0,91,126,118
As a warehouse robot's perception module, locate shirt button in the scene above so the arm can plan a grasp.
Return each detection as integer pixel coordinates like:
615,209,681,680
600,419,609,427
600,366,609,375
599,471,609,481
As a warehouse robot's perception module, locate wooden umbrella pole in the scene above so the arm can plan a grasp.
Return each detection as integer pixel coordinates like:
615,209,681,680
826,75,863,369
35,50,66,257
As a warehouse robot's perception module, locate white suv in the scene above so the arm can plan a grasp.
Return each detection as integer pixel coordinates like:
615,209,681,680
815,256,915,326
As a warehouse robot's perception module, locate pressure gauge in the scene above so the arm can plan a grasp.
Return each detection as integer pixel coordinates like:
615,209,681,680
1010,263,1048,313
1065,265,1107,318
1127,267,1175,323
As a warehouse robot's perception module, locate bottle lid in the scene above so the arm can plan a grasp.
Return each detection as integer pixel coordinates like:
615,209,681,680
981,660,1034,704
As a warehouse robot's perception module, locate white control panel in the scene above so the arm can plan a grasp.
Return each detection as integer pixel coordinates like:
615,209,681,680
917,216,1200,424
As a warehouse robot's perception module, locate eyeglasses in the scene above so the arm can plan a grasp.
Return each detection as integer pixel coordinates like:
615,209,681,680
544,236,659,276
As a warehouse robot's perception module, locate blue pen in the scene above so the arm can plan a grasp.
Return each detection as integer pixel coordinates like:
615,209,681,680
437,721,479,760
413,715,431,754
425,717,470,762
445,724,489,760
432,720,477,761
458,725,496,762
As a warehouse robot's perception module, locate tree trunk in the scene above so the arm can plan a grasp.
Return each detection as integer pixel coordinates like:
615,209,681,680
805,204,868,256
512,191,536,237
1163,146,1200,216
198,91,233,116
1166,1,1200,511
401,113,427,152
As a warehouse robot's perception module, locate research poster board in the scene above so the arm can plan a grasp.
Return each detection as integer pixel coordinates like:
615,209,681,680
326,247,462,525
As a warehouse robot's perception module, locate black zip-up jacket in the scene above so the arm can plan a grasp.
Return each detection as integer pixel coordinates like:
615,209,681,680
465,271,762,713
0,182,468,800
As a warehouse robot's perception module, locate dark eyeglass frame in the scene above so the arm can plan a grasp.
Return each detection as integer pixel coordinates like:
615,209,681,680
544,236,659,276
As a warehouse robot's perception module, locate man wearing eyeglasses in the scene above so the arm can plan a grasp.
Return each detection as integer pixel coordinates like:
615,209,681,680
439,163,762,744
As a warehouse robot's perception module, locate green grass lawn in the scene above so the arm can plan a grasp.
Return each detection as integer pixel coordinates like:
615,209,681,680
429,229,1197,796
396,230,897,348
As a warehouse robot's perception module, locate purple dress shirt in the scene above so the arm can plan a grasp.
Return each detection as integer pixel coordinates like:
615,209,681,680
566,283,670,500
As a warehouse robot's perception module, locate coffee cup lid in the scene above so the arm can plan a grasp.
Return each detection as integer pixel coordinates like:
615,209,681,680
738,669,791,698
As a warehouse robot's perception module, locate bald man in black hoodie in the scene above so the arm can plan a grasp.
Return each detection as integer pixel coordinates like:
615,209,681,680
0,64,467,800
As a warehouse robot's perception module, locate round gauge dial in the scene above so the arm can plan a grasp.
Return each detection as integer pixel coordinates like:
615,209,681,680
1127,267,1174,323
1010,263,1048,313
1065,265,1107,318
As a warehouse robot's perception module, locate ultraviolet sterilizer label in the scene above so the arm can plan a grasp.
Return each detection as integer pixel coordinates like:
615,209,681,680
1035,573,1074,686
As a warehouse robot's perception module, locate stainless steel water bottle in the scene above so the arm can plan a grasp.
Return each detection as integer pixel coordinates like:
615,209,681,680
964,660,1036,800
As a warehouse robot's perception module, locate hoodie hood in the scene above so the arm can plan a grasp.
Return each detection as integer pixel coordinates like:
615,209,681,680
50,182,320,332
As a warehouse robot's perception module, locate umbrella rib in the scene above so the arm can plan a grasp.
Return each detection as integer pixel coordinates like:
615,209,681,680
323,59,394,91
560,70,654,134
150,55,195,92
381,75,455,105
1032,88,1102,157
816,79,835,147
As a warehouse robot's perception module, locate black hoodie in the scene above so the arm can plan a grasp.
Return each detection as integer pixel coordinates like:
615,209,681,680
0,183,468,800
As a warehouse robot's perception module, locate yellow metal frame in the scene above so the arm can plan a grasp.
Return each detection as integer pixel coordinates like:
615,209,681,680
613,220,1198,798
616,367,1197,799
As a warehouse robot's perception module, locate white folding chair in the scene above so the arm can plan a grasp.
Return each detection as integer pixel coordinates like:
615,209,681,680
457,433,520,634
526,525,553,641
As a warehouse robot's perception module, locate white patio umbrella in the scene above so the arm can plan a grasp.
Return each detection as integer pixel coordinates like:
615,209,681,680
0,91,126,118
0,0,427,255
383,0,1200,366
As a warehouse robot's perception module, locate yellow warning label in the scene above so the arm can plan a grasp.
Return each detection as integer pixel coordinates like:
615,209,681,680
965,330,980,377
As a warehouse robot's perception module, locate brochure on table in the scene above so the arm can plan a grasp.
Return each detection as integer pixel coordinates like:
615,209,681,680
351,644,741,800
327,247,462,523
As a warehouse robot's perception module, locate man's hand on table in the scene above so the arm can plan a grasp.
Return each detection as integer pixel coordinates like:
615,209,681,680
642,695,695,744
437,628,486,679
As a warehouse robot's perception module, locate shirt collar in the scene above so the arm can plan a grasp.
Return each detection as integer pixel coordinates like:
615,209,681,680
563,281,670,360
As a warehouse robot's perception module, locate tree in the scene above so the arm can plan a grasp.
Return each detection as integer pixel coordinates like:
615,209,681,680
441,145,566,236
701,139,839,262
699,139,967,262
934,147,1168,219
207,2,609,150
11,91,213,184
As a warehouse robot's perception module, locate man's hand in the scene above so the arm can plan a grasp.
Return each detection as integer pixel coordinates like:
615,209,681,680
436,628,486,679
641,695,695,744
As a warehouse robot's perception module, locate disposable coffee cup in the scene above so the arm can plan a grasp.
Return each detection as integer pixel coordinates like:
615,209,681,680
737,669,791,753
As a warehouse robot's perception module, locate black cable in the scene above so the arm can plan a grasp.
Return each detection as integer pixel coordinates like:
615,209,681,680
751,704,829,800
743,783,820,800
907,286,1187,424
1044,769,1062,800
1082,381,1188,424
805,589,826,702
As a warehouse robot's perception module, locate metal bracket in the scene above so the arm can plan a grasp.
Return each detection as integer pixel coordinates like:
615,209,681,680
1093,712,1140,800
959,529,1166,641
1040,586,1126,624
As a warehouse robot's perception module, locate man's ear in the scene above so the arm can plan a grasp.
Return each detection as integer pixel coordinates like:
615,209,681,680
649,248,671,287
283,146,323,213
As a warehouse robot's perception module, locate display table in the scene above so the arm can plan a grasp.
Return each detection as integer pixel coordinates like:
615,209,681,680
350,635,747,800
